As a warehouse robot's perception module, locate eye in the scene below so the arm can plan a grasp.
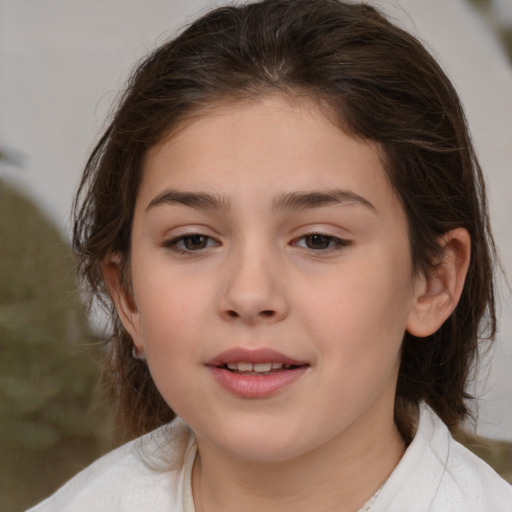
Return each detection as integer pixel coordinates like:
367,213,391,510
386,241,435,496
164,234,219,252
293,234,350,251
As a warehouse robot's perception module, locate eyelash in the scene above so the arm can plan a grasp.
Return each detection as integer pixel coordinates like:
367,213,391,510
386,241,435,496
292,233,351,252
163,234,219,254
163,233,351,254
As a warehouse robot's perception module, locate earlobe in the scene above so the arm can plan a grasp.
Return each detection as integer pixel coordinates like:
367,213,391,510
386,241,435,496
406,228,471,338
103,254,141,343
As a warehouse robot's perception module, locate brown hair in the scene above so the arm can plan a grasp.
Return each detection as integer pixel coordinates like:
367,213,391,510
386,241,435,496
73,0,496,440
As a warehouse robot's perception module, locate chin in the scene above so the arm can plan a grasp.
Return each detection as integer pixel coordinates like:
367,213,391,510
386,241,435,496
198,417,314,464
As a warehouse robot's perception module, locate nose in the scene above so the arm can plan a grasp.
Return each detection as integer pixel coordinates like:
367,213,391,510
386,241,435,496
217,244,290,325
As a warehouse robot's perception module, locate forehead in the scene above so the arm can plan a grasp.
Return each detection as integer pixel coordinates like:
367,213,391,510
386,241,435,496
139,95,398,215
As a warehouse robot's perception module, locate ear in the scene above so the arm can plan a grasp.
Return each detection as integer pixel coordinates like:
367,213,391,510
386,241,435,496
103,253,143,350
406,228,471,338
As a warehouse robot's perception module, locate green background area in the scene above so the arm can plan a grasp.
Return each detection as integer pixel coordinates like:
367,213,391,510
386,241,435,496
467,0,512,61
0,182,116,511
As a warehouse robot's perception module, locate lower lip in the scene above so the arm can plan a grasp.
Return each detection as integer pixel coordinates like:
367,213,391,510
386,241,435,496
208,366,308,398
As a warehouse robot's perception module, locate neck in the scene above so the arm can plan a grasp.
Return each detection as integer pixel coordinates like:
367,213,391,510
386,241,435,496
192,402,405,512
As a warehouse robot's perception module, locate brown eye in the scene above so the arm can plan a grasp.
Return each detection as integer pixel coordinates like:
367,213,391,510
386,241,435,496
182,235,209,250
165,233,218,253
293,233,350,252
304,234,333,250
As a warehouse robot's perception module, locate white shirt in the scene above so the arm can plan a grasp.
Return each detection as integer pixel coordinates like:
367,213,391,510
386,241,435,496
27,403,512,511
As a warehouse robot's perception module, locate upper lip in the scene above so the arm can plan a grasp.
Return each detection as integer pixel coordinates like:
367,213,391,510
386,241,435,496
206,347,308,367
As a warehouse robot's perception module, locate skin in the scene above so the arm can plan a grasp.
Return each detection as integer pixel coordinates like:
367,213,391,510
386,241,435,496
109,95,470,512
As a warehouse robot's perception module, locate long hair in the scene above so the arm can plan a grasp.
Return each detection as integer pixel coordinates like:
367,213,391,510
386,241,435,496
73,0,496,439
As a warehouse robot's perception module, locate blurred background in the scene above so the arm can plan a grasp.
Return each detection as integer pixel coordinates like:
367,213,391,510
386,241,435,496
1,0,511,510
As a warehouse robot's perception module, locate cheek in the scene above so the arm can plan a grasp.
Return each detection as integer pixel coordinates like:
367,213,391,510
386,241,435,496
297,251,413,358
134,272,212,410
133,266,212,352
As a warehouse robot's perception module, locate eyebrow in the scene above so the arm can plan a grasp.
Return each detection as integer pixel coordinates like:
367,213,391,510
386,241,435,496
146,190,231,212
272,190,376,212
145,188,376,213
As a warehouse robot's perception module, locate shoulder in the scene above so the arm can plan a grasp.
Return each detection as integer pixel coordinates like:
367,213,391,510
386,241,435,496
25,417,195,512
373,403,512,512
437,428,512,511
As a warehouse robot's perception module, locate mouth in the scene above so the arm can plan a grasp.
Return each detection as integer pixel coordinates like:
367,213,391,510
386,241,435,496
206,347,309,373
217,361,306,376
206,348,309,398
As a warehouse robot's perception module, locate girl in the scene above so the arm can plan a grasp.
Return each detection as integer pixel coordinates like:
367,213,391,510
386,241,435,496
29,0,512,510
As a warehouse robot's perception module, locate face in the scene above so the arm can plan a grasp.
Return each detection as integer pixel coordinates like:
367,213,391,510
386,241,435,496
118,95,425,463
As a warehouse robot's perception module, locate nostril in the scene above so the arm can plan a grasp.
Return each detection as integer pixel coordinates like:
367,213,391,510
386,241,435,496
227,310,239,318
260,310,275,318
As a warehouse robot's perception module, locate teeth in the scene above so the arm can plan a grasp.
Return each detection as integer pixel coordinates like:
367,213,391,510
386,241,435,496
253,362,272,372
225,362,288,372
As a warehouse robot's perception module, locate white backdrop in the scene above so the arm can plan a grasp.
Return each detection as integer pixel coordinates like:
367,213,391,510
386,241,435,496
1,0,511,441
